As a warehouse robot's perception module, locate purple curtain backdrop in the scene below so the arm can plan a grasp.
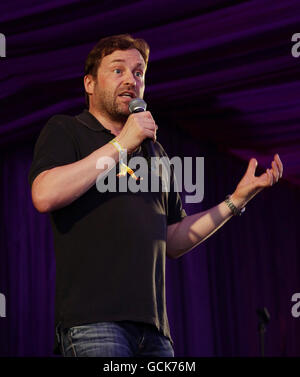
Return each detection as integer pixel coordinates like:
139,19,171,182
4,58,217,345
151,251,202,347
1,0,300,356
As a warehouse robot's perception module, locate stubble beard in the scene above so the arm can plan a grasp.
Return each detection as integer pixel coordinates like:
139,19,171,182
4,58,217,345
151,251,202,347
97,90,129,123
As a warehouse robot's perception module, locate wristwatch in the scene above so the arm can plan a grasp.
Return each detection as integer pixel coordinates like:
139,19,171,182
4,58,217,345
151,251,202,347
225,195,246,216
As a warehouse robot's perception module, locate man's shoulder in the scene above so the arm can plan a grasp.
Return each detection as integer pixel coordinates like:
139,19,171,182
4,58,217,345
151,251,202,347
47,113,77,126
41,112,84,136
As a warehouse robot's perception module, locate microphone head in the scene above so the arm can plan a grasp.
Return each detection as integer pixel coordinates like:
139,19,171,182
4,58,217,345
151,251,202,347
129,98,147,113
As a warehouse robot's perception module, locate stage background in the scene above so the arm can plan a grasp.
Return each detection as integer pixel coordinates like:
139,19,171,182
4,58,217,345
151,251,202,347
0,0,300,356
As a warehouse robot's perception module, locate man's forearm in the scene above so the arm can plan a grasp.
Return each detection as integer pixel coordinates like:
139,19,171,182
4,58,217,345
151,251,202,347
166,195,245,259
31,140,122,213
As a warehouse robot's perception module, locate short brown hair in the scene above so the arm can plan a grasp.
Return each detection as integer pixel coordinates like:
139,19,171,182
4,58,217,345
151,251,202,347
84,34,150,107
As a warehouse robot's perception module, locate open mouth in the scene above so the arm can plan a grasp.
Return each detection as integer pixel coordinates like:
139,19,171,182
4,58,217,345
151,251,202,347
118,91,135,99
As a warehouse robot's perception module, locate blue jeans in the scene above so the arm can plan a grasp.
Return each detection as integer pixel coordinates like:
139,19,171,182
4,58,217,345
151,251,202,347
58,321,174,357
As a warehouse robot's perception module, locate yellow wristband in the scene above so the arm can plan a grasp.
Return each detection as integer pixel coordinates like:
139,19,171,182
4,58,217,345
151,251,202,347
109,138,125,153
109,139,141,181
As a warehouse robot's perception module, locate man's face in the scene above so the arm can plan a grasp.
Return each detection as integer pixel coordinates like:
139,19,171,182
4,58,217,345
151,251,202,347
90,49,146,121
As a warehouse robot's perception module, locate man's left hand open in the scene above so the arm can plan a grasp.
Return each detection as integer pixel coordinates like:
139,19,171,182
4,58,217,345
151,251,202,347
231,154,283,208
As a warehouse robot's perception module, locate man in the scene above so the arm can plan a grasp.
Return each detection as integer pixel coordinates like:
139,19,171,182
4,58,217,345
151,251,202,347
29,34,283,357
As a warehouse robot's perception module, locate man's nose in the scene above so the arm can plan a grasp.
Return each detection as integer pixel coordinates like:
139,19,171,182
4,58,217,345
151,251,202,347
123,71,136,87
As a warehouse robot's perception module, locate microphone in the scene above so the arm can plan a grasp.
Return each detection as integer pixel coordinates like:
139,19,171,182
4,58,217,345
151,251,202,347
129,98,147,114
129,98,156,170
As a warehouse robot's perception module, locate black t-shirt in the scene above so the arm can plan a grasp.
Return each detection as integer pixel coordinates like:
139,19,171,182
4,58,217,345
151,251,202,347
28,109,187,354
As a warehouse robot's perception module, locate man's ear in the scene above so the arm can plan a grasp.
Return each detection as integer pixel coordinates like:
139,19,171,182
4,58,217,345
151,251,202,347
84,74,96,96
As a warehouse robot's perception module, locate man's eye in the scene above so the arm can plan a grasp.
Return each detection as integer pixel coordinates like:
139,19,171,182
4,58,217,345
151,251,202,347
135,71,143,77
114,69,121,74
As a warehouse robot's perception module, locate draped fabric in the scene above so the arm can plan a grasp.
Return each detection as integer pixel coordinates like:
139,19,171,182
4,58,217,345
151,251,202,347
0,0,300,356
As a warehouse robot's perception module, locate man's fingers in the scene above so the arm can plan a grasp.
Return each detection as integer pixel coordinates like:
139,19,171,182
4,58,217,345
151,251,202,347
144,111,155,121
275,154,283,178
246,158,258,176
144,129,157,142
130,111,155,123
143,122,158,132
267,154,282,185
266,169,274,186
271,160,279,182
261,155,283,187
